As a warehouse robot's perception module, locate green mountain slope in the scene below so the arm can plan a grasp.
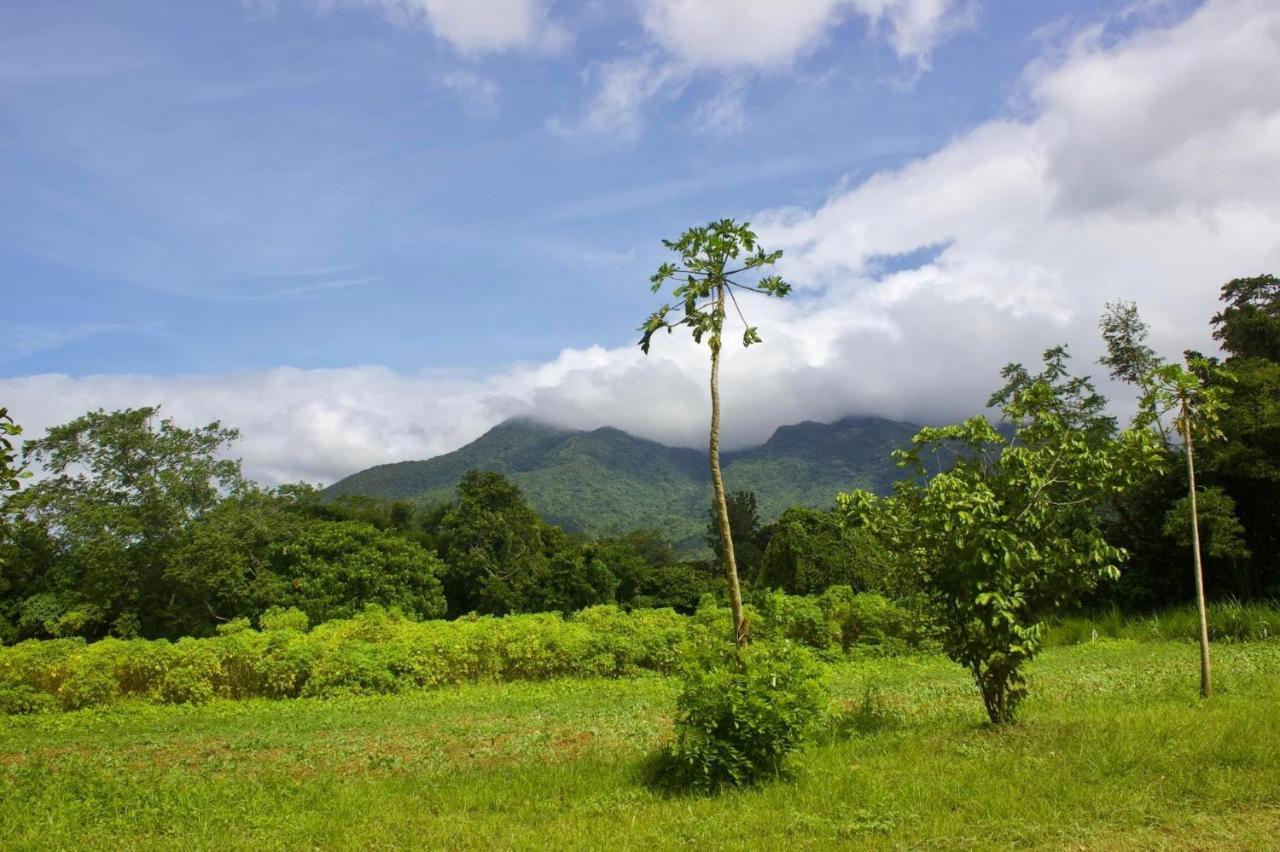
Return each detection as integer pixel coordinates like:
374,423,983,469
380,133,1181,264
324,415,919,548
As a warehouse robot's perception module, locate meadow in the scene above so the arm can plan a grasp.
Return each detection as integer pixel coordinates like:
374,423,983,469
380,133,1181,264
2,636,1277,850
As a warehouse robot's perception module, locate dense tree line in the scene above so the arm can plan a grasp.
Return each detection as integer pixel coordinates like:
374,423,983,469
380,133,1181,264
0,410,729,641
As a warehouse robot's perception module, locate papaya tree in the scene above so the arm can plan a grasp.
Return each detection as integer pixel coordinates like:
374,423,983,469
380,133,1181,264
1100,302,1230,698
639,219,791,647
1136,358,1228,697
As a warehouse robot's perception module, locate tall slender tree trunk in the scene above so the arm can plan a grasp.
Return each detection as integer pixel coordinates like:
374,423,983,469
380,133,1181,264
1183,417,1212,698
709,284,747,648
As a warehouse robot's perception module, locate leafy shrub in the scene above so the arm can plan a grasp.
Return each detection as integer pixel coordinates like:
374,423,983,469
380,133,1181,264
259,606,310,633
0,684,55,715
748,591,840,654
216,618,252,636
657,640,827,792
57,661,118,710
816,587,925,651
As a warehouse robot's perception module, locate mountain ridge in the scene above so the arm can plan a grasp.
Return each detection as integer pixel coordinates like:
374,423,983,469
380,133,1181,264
325,415,920,550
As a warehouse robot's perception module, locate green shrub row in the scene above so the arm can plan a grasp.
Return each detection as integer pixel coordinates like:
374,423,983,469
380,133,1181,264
0,590,922,715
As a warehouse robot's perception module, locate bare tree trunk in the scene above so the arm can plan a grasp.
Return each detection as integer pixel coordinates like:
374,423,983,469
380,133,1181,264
709,284,747,648
1184,423,1212,698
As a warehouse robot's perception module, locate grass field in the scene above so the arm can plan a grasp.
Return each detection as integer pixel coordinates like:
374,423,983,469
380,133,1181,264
2,639,1278,850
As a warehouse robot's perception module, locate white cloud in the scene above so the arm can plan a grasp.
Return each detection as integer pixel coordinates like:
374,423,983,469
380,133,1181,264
436,70,501,115
560,0,969,139
328,0,567,53
639,0,848,70
640,0,965,69
6,0,1279,487
850,0,975,64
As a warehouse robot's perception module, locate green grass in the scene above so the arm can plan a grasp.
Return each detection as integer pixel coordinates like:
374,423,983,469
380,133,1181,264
2,640,1278,849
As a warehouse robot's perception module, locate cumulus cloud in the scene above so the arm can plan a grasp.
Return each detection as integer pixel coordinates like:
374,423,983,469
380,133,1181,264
325,0,567,53
6,0,1279,486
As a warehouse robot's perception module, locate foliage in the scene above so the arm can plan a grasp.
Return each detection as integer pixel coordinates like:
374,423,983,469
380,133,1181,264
267,520,447,624
840,347,1162,723
1100,284,1280,604
0,407,29,520
5,407,242,639
1212,274,1280,362
705,490,770,581
1162,486,1250,570
657,639,826,792
639,218,791,354
0,410,452,640
1205,276,1280,597
434,470,607,617
756,506,899,596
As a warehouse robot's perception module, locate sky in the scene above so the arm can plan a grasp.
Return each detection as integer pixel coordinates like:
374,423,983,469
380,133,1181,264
2,0,1278,484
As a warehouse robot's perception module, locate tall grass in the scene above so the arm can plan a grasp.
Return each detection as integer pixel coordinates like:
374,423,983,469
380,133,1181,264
1047,599,1280,646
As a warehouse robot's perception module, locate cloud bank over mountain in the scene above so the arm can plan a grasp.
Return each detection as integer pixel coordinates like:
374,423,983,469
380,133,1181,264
4,0,1278,485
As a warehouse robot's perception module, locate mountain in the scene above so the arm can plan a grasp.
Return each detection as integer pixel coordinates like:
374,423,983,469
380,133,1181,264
324,415,920,550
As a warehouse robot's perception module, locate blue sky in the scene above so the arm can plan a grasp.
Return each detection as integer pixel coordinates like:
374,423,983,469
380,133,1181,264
3,0,1277,483
5,0,1124,374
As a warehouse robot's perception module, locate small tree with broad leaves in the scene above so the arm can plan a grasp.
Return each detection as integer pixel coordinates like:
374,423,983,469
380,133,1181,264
639,219,790,647
839,348,1162,723
1,407,30,540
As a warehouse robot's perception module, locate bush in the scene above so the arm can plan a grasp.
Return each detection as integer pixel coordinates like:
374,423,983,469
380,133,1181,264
657,640,827,792
259,606,310,633
748,591,840,654
57,660,118,710
0,684,56,715
817,587,925,651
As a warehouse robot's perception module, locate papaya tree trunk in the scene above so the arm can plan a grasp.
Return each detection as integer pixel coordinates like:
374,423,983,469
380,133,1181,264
709,284,747,647
1184,419,1212,698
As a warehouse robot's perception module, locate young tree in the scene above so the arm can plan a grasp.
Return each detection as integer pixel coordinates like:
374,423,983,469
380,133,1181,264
639,220,791,646
1099,302,1230,698
1136,358,1228,698
840,348,1161,723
